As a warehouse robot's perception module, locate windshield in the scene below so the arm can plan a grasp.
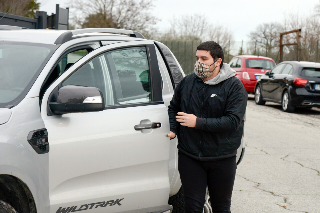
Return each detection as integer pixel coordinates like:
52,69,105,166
0,42,56,108
300,68,320,78
246,59,275,69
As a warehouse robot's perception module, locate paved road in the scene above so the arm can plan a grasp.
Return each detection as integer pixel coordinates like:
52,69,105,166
231,95,320,213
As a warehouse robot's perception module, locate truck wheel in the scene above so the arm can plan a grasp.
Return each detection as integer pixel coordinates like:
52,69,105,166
0,200,17,213
168,187,185,213
0,176,36,213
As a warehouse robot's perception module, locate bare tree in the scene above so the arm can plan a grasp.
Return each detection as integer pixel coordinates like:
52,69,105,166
248,22,281,56
155,14,235,65
314,0,320,16
247,11,320,62
281,13,320,61
207,25,234,57
0,0,39,18
68,0,158,33
174,14,209,40
162,14,210,41
158,14,234,43
207,25,233,47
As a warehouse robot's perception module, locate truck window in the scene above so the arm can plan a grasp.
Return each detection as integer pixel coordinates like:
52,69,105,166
40,48,92,101
107,46,152,105
0,42,55,108
61,46,152,107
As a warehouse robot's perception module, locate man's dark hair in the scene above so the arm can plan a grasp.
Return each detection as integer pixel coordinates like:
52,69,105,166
197,41,224,68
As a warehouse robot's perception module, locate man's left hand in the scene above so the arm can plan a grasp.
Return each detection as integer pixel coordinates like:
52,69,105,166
176,112,197,128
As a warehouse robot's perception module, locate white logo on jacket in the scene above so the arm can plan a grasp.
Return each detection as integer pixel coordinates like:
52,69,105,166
210,94,217,98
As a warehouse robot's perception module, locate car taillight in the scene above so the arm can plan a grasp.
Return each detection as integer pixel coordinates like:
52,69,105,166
293,78,308,87
243,72,250,80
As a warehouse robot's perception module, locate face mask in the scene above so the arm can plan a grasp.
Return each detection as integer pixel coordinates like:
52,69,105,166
194,60,217,79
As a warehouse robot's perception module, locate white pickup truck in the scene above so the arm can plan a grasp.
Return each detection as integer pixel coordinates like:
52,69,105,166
0,27,245,213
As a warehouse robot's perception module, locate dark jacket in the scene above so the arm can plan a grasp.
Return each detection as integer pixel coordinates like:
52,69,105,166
168,72,247,161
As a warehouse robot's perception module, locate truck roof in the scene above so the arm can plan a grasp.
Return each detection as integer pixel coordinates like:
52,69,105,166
0,28,145,45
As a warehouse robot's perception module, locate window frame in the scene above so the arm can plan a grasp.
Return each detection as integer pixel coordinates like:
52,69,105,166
103,44,163,108
48,43,163,114
229,57,239,68
271,63,286,75
280,64,294,75
40,45,95,101
236,58,242,68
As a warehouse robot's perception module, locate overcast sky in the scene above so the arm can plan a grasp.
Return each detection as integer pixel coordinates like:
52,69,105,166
39,0,320,41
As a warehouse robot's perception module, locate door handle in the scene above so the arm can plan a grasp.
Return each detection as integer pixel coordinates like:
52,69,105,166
134,122,161,130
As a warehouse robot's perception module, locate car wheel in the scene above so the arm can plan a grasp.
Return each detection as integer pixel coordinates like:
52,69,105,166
0,200,17,213
282,91,295,112
254,85,265,105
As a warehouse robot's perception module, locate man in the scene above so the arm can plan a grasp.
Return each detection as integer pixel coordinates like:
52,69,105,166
167,41,247,213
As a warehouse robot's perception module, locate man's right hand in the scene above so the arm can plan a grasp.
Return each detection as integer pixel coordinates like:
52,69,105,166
167,131,176,139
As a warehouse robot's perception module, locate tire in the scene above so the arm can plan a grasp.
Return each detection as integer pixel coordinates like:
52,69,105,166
0,200,17,213
282,90,295,113
254,85,266,105
0,176,36,213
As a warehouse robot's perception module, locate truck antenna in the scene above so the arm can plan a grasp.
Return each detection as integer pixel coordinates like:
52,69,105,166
0,0,22,21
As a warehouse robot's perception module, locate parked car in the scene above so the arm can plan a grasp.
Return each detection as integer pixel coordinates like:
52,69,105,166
229,55,276,94
254,61,320,112
0,26,245,213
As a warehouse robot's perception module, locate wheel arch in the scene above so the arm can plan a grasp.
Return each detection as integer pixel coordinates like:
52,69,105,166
254,82,261,92
0,174,37,213
281,87,289,101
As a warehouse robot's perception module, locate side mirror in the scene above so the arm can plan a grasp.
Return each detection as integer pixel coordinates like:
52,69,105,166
265,71,271,76
49,85,104,115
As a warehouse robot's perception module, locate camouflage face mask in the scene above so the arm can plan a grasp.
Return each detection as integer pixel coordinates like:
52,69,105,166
194,60,217,79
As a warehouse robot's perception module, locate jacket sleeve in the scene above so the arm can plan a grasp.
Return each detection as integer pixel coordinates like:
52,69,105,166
168,79,183,134
196,79,247,133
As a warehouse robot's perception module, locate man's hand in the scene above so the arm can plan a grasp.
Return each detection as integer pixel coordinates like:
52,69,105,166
176,112,197,128
167,131,176,139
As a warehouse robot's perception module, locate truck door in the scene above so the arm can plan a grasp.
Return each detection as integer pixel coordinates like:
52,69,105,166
41,41,172,213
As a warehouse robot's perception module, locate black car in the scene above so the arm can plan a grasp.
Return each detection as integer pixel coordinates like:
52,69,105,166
254,61,320,112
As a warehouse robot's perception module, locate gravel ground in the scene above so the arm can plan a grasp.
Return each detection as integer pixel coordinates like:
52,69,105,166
231,95,320,213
